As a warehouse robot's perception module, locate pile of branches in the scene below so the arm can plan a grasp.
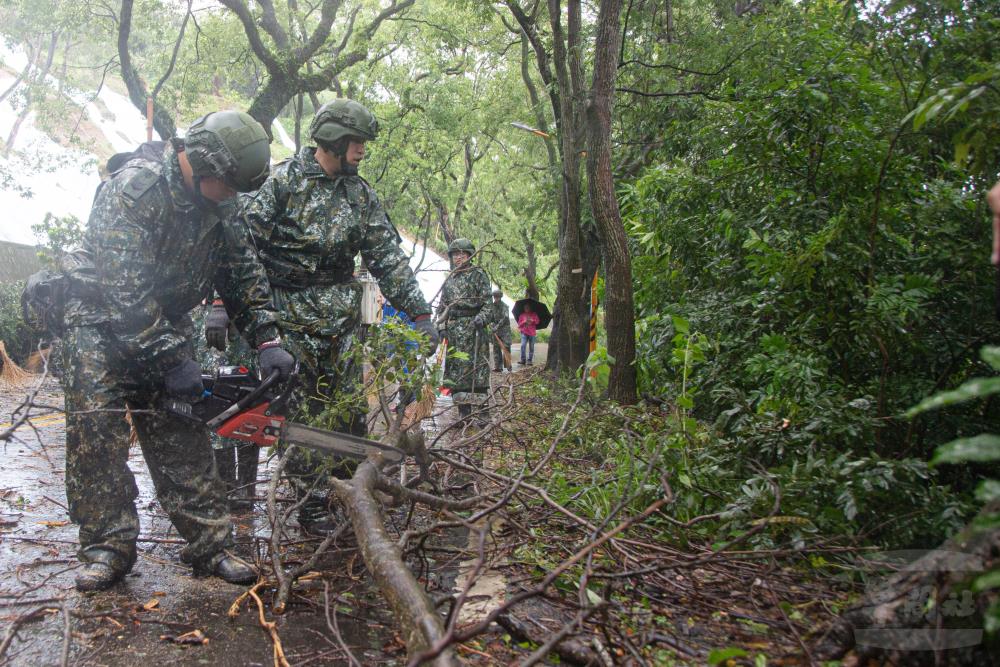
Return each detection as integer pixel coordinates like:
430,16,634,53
244,366,855,666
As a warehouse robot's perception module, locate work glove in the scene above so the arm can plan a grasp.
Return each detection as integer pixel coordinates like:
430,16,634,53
257,340,296,381
413,317,440,355
164,359,205,398
204,300,230,352
472,312,489,331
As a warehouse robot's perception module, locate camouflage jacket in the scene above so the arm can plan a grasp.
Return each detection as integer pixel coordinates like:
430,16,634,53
486,299,513,344
63,141,280,374
437,264,491,325
239,147,430,338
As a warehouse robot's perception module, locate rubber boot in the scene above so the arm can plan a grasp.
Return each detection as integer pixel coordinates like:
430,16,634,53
233,443,259,511
75,550,125,592
194,551,257,584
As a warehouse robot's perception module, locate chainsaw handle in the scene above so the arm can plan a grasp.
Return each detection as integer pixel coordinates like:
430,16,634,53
205,369,281,429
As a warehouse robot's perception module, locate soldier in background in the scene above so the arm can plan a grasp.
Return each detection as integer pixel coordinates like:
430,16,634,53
208,99,438,535
487,288,512,372
60,111,295,591
437,238,492,421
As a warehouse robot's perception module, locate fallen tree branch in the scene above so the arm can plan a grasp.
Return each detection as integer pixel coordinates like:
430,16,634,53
332,459,455,666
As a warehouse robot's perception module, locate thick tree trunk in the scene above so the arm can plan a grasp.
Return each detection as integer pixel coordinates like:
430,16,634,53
548,0,589,376
586,0,637,404
247,75,299,140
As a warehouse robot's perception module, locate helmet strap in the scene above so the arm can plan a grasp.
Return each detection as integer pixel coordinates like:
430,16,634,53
331,137,357,176
190,174,219,213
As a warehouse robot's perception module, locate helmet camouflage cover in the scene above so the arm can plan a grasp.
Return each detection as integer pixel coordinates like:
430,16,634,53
309,99,380,147
448,238,476,256
184,110,270,192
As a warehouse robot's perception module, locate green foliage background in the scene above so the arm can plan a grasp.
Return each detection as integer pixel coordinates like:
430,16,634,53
2,0,999,551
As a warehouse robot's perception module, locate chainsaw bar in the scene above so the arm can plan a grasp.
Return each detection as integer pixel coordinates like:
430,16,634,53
280,421,404,463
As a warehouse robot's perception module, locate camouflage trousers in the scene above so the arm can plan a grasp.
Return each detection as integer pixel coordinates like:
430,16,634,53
281,326,367,504
443,317,491,396
61,325,232,573
491,334,511,370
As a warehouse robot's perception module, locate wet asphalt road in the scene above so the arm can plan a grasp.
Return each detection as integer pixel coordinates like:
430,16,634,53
0,377,403,666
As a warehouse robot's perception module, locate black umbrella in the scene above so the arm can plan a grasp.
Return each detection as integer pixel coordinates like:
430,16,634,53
512,298,552,330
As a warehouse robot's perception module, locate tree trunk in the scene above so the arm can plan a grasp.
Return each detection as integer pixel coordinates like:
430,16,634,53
548,0,589,376
521,225,540,300
586,0,637,404
118,0,176,138
247,75,299,140
0,39,36,107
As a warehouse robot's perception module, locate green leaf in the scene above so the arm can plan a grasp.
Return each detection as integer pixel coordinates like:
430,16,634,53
981,347,1000,371
709,647,749,665
976,479,1000,503
672,314,690,334
973,570,1000,593
932,435,1000,465
906,377,1000,416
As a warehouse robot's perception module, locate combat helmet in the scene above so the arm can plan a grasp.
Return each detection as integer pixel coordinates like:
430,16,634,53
185,111,270,192
309,99,380,147
448,238,476,256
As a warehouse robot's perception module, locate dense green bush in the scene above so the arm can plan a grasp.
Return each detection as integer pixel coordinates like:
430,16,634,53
618,0,1000,547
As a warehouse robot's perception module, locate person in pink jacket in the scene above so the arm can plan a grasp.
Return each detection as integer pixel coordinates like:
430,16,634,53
517,302,540,365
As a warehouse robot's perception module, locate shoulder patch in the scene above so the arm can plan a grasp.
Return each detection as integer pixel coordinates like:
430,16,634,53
120,167,162,205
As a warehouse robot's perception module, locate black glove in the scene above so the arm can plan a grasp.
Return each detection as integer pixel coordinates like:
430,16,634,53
204,301,230,352
472,312,488,331
413,317,439,354
164,359,204,398
258,341,295,381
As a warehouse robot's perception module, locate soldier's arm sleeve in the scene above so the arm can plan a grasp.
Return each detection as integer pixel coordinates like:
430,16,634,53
92,178,189,373
213,206,281,348
361,188,432,317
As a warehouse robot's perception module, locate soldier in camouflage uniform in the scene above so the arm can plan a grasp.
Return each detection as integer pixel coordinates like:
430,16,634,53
487,288,512,372
60,111,296,591
437,238,492,420
209,99,438,535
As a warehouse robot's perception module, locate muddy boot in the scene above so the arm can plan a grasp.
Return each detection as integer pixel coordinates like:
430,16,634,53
215,446,237,507
195,551,257,585
75,550,124,592
232,443,259,511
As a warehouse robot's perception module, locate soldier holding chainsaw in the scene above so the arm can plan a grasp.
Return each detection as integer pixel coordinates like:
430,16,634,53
211,99,437,535
59,111,295,591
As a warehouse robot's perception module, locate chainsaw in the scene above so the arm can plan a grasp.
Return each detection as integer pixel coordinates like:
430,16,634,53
166,365,404,463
